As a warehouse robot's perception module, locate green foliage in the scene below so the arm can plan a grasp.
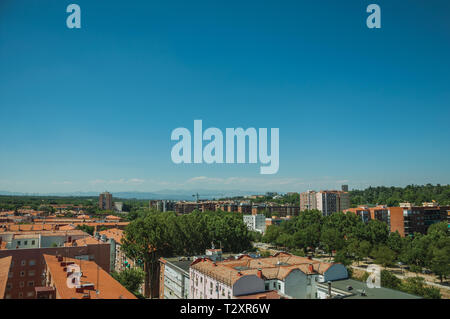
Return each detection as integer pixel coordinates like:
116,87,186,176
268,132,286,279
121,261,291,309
75,224,95,235
349,184,450,207
259,250,272,257
371,245,396,267
400,277,441,299
111,268,145,296
381,270,402,289
334,250,352,266
429,243,450,283
121,210,253,298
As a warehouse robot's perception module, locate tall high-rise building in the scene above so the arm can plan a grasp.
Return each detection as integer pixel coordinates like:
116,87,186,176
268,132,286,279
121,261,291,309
99,191,113,210
300,190,350,216
341,185,349,192
300,191,318,211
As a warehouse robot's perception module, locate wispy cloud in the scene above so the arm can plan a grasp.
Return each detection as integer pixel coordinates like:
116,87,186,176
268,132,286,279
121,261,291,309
52,181,73,185
89,178,145,185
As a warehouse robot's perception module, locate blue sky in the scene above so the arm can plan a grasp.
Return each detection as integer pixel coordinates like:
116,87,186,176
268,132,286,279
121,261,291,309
0,0,449,193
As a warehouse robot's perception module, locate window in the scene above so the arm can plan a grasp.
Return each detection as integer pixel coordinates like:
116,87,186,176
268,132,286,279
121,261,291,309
20,271,25,277
27,292,34,297
32,240,35,245
17,241,21,246
29,260,36,266
29,270,36,276
28,281,34,287
8,272,13,278
24,241,28,245
20,281,24,288
21,260,26,266
18,292,23,298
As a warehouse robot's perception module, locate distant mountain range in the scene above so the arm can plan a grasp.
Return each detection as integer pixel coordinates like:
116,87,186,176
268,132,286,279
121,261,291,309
0,189,258,201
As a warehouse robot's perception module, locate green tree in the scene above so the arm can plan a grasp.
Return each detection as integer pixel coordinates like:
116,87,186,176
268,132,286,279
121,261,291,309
381,270,401,289
371,245,396,267
320,227,345,257
429,244,450,283
111,268,145,297
400,277,441,299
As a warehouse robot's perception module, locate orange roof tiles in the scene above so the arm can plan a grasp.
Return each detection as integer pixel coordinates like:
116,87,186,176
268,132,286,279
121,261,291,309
43,254,136,299
105,215,121,220
0,256,12,298
191,252,336,286
237,290,283,299
99,228,124,244
67,236,104,247
59,225,76,231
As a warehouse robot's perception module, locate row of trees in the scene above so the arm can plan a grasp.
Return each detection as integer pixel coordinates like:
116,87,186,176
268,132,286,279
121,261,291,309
121,210,254,298
350,184,450,207
380,270,441,299
262,210,450,284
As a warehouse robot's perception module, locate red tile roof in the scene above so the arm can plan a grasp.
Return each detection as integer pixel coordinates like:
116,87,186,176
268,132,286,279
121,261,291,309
0,256,12,298
43,254,136,299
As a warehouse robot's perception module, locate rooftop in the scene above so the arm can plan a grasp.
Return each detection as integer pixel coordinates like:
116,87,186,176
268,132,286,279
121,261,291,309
319,278,421,299
98,228,124,244
190,252,335,286
43,254,136,299
0,256,12,298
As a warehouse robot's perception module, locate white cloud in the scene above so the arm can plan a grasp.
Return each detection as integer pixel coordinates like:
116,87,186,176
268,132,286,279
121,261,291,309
89,178,145,185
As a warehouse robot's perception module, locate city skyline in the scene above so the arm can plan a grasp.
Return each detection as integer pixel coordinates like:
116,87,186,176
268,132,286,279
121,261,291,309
1,0,450,193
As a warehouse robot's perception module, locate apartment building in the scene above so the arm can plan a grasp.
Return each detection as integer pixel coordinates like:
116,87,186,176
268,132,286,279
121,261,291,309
0,229,89,250
38,254,136,299
300,185,350,216
159,257,191,299
316,191,350,216
0,230,110,299
149,200,175,212
189,252,347,299
251,205,300,217
345,203,448,237
97,228,136,273
388,203,449,237
344,206,372,223
300,191,318,211
99,191,113,210
243,214,266,233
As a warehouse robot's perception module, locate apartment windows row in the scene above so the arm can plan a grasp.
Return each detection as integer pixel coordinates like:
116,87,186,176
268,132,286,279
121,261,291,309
16,240,36,246
10,259,38,267
8,270,36,278
4,291,35,299
6,280,40,290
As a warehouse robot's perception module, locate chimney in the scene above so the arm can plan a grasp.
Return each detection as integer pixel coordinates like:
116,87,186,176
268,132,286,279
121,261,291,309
257,269,263,279
308,264,314,273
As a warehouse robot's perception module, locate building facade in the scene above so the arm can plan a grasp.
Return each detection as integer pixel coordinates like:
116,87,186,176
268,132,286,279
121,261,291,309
99,192,113,210
243,214,266,233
